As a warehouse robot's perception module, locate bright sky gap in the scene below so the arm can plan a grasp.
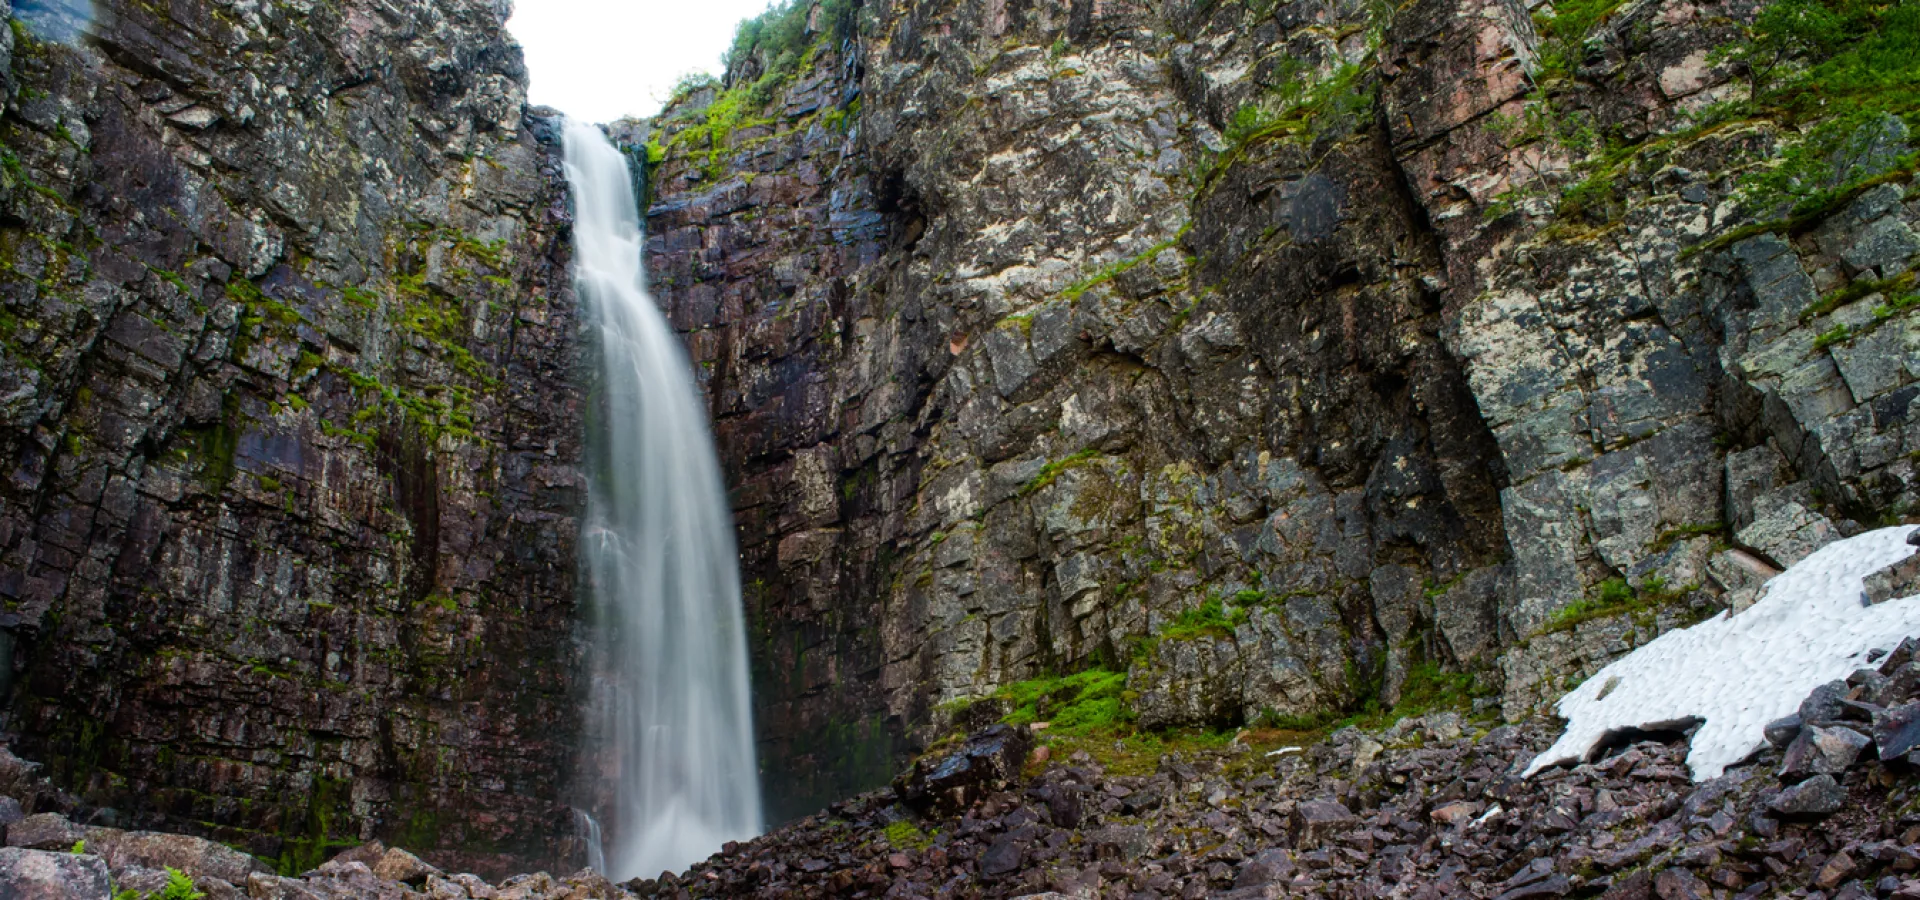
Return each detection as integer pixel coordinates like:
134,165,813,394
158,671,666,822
507,0,777,123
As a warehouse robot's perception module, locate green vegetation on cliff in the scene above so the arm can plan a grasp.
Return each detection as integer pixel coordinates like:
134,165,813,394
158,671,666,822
1722,0,1920,215
725,0,857,84
1513,0,1920,231
995,667,1130,735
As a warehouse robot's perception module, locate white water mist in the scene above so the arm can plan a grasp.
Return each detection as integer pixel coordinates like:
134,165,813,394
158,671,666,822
563,119,763,881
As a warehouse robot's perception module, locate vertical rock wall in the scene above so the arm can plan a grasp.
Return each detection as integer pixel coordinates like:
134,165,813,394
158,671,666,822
0,0,584,876
643,0,1920,823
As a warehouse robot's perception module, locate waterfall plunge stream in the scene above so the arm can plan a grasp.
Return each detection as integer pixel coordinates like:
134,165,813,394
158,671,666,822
563,120,763,880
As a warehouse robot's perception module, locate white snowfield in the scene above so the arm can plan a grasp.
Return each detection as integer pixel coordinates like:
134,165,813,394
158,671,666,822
1528,526,1920,781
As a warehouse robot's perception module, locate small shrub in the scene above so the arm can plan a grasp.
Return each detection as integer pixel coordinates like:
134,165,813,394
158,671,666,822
160,868,206,900
1813,322,1854,349
1725,0,1920,215
883,820,934,850
1019,449,1100,495
1224,61,1371,150
1159,596,1250,642
995,667,1131,735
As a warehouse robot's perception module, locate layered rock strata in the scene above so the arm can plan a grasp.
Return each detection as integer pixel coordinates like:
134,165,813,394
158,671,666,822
639,0,1920,818
0,0,584,874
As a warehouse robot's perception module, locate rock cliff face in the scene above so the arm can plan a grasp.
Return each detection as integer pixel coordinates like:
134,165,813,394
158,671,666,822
640,0,1920,821
0,0,1912,869
0,0,583,876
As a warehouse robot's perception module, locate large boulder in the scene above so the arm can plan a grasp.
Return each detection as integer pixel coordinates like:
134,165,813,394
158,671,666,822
894,724,1032,815
4,812,83,850
85,828,272,883
1290,799,1360,846
0,846,113,899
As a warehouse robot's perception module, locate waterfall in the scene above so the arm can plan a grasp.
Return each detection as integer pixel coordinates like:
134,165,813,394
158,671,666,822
562,119,764,881
573,808,606,876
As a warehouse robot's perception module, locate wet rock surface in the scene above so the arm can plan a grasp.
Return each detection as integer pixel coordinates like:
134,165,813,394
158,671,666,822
895,724,1032,816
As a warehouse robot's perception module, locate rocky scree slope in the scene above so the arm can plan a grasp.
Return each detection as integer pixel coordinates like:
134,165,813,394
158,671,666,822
12,635,1920,900
625,636,1920,899
0,0,585,876
636,0,1920,817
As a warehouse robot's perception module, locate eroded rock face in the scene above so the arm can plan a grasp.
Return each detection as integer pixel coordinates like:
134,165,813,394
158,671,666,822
0,0,583,875
639,0,1920,823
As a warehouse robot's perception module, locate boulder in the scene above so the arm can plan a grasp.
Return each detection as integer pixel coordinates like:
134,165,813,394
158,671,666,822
1431,800,1485,825
1770,774,1847,818
980,833,1024,876
4,812,83,850
370,846,443,885
0,795,22,840
1877,701,1920,760
1235,848,1296,887
244,873,329,900
324,840,389,869
1801,680,1852,726
86,829,272,883
0,846,113,899
894,725,1032,815
1289,799,1358,845
0,746,42,799
1781,725,1873,778
1764,713,1804,748
1866,555,1920,604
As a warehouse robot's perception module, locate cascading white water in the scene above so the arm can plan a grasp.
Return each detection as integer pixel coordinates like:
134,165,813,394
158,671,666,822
562,119,763,881
572,808,606,876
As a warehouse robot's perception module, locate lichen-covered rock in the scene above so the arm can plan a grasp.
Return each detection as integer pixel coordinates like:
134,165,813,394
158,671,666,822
83,828,271,884
0,0,583,876
628,0,1920,829
4,811,81,849
0,847,112,899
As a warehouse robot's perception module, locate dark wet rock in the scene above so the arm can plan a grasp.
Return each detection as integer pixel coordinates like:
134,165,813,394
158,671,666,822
1289,799,1359,846
1765,713,1804,748
0,0,584,874
1771,774,1847,817
1876,702,1920,760
1803,681,1854,727
894,725,1032,816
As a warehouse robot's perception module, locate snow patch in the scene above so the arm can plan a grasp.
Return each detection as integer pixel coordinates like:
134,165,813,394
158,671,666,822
1528,526,1920,781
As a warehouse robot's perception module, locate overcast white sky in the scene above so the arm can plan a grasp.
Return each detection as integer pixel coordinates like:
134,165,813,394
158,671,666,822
507,0,776,123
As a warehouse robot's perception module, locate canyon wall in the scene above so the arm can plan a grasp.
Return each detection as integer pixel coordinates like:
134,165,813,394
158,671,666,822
0,0,1912,865
0,0,584,875
640,0,1919,820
